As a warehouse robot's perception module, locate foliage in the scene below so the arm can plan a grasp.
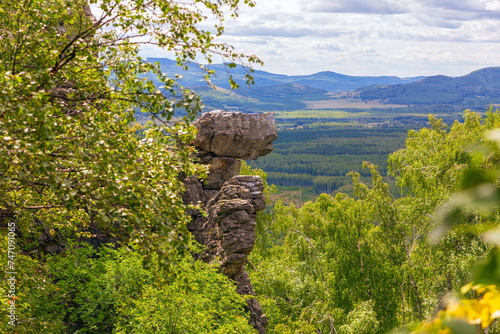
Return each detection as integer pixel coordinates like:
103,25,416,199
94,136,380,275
249,125,409,197
0,0,261,260
0,239,255,333
392,109,500,333
249,110,500,333
0,0,262,331
250,183,402,333
412,284,500,334
338,300,380,334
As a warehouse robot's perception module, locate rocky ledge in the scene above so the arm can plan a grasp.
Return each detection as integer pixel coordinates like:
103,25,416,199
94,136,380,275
184,110,277,333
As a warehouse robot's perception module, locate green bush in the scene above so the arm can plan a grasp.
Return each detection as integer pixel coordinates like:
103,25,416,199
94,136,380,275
0,240,255,333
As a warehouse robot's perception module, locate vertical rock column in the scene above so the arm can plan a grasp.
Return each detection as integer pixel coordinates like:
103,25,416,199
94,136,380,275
184,110,277,334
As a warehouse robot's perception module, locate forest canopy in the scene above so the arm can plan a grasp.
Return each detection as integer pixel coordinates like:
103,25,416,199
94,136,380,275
248,110,500,333
0,0,262,332
3,0,500,333
0,0,261,259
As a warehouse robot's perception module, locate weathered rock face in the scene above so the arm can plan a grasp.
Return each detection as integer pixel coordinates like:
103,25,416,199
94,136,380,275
184,111,277,334
193,110,277,160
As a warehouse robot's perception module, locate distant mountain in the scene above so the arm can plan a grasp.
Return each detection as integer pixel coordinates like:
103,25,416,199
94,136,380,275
146,57,424,92
281,71,424,92
193,83,329,112
357,67,500,106
144,58,500,112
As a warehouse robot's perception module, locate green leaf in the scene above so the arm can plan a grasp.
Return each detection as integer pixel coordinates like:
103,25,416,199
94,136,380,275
443,319,476,334
472,249,500,285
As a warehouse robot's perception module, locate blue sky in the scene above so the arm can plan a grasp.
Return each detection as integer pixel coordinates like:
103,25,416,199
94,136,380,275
137,0,500,77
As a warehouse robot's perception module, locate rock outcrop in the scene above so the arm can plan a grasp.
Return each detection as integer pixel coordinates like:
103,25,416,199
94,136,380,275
194,110,277,160
184,110,277,333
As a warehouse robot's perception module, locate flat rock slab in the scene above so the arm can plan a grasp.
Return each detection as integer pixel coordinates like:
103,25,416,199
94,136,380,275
193,110,277,160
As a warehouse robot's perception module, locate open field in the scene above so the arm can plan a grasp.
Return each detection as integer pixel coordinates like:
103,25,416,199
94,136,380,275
273,109,372,119
304,98,407,109
270,106,467,130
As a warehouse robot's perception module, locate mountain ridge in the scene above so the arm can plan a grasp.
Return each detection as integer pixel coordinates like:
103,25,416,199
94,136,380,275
146,57,424,92
357,66,500,105
145,58,500,112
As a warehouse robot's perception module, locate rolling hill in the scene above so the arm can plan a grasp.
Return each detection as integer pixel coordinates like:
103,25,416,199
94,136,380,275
357,67,500,106
144,58,500,113
146,57,423,92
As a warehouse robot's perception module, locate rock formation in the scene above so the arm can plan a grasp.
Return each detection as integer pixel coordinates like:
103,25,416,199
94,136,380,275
184,110,277,333
194,111,277,160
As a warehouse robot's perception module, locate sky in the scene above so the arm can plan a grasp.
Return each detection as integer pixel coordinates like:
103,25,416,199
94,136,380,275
140,0,500,78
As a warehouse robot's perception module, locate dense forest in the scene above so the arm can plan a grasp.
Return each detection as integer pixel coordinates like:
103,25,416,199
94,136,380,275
3,0,500,333
249,126,410,195
248,110,500,333
5,103,500,333
0,0,261,333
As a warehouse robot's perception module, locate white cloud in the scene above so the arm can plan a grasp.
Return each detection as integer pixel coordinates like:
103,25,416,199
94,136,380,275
424,0,494,12
305,0,409,14
313,42,344,52
135,0,500,77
